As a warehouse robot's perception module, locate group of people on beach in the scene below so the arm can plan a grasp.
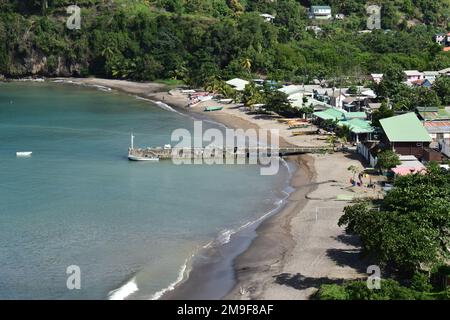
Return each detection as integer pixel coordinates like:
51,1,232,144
350,172,376,189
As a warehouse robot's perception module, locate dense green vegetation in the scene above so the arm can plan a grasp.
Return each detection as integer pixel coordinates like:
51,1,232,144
316,278,450,300
318,164,450,300
373,66,450,110
1,0,450,86
375,149,400,171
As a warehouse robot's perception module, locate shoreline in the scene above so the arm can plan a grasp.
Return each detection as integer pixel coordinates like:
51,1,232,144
15,77,369,300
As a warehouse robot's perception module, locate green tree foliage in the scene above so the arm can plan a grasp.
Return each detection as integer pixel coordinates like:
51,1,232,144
375,65,443,111
336,124,351,142
339,164,450,274
264,90,292,115
376,150,401,171
371,103,394,127
347,85,358,95
410,272,433,292
241,82,264,107
433,76,450,106
0,0,449,84
316,280,431,300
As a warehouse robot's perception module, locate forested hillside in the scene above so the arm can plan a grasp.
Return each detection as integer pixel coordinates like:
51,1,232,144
1,0,450,85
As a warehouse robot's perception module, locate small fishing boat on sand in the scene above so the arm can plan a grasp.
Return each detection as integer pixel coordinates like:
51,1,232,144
204,106,223,112
16,151,32,157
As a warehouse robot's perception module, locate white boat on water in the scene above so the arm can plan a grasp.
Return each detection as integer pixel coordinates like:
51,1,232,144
128,154,159,161
16,152,32,157
128,133,159,162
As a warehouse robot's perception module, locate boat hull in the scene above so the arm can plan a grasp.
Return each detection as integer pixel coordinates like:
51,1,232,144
128,155,159,161
16,152,32,157
204,106,223,112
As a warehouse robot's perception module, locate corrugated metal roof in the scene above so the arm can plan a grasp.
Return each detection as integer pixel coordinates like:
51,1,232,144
380,113,432,142
311,5,331,10
424,121,450,133
338,119,374,134
344,112,367,120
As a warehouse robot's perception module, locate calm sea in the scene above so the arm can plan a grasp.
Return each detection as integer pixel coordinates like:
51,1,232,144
0,82,291,299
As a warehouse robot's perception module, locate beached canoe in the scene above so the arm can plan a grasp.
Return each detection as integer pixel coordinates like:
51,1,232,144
204,106,223,112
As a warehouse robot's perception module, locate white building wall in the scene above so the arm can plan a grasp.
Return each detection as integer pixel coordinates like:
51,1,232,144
357,143,378,167
441,140,450,158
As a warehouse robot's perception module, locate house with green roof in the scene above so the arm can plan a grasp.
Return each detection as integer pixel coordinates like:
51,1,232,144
313,107,346,121
380,113,441,161
313,108,373,142
416,107,450,121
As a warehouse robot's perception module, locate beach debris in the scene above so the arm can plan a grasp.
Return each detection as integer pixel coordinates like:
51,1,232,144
239,286,248,295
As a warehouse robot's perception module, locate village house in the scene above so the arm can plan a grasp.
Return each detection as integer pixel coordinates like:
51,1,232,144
370,73,383,84
363,102,382,114
278,85,304,96
379,113,441,161
357,141,381,167
391,155,426,176
225,78,249,91
329,90,346,109
341,88,376,112
410,78,433,88
439,67,450,77
423,71,439,83
260,13,275,23
313,107,374,142
435,33,446,45
416,107,450,156
309,5,332,20
424,121,450,148
404,70,424,83
434,32,450,50
416,106,450,123
440,140,450,158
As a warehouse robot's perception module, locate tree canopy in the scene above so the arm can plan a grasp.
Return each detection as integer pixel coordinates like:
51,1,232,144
339,164,450,274
1,0,450,85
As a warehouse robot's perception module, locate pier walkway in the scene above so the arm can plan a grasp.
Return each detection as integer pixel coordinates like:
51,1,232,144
128,146,333,160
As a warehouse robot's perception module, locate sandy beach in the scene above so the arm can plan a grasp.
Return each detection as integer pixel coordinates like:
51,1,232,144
47,78,381,300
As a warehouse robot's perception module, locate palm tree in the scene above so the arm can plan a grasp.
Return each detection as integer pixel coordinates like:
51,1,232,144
326,135,337,150
218,84,236,99
169,64,188,81
336,124,351,143
205,78,223,94
241,58,252,73
101,47,114,60
242,83,263,109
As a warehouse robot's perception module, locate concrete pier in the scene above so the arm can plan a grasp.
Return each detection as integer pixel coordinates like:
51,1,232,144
128,146,333,160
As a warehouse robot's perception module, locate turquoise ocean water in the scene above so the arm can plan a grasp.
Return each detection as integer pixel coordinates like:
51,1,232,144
0,82,291,299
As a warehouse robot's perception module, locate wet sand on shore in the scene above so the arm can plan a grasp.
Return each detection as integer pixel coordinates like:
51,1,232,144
47,78,370,300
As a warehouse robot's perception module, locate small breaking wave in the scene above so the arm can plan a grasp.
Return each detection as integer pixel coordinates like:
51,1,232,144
134,96,185,116
149,256,192,300
108,278,139,300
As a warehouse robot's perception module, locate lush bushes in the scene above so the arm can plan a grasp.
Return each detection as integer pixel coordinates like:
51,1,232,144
0,0,449,84
316,280,433,300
